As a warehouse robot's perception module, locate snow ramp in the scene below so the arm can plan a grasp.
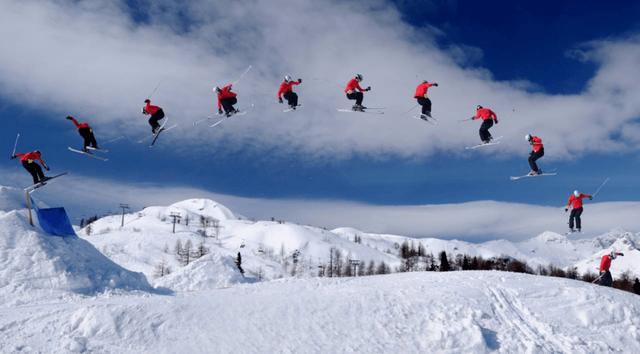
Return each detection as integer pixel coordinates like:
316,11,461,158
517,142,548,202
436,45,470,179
34,204,77,237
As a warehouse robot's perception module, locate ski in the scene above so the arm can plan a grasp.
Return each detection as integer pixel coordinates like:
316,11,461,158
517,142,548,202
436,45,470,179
68,147,109,161
24,172,68,191
283,105,303,113
138,118,170,144
510,172,558,181
337,109,384,115
465,136,504,150
150,124,178,147
413,115,436,125
210,105,254,128
86,146,109,153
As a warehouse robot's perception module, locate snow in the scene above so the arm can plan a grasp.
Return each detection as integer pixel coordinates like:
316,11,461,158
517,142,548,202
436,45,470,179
1,272,639,353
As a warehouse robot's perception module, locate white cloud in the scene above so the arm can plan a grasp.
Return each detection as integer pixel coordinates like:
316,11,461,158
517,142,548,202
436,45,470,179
1,0,640,161
2,168,638,242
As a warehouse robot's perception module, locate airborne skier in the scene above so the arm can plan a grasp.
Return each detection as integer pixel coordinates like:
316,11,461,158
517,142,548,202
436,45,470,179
472,105,498,143
525,134,544,175
597,250,624,287
413,80,438,120
278,76,302,110
215,84,238,117
11,150,50,184
142,99,166,134
345,74,371,111
66,116,99,152
565,190,593,233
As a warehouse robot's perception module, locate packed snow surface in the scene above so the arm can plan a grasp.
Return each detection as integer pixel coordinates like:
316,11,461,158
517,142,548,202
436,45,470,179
1,272,639,353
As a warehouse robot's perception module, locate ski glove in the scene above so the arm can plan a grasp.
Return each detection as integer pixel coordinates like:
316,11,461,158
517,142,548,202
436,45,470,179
10,155,16,160
494,119,499,124
278,98,283,104
44,166,50,171
66,116,73,120
589,196,593,200
297,78,302,83
565,208,569,212
218,108,223,115
365,86,371,91
433,83,439,87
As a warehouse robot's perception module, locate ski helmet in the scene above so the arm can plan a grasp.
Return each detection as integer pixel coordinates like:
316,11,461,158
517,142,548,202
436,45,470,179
214,86,221,93
284,75,292,82
573,190,580,197
476,105,483,110
144,99,150,104
610,250,617,259
355,74,363,81
34,150,41,154
525,134,532,141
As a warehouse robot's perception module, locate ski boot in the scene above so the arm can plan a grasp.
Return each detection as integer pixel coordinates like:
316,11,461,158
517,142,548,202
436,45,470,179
527,170,539,176
419,114,430,121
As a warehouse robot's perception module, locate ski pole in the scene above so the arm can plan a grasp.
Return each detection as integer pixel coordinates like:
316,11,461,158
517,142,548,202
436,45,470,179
401,104,419,115
147,80,163,100
232,65,253,86
10,133,19,158
457,117,474,122
592,177,610,198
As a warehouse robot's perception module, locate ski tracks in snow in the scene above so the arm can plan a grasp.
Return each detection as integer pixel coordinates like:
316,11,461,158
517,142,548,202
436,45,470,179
485,286,577,353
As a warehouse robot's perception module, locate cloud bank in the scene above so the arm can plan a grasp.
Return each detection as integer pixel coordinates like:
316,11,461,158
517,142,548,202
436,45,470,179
1,0,640,161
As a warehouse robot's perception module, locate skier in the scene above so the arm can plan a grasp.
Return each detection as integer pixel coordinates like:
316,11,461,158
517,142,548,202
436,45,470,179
634,278,640,295
597,250,624,287
11,150,50,184
413,80,438,119
142,99,165,134
277,76,302,109
472,105,498,143
565,190,593,233
66,116,99,152
215,84,238,117
525,134,544,175
345,74,371,111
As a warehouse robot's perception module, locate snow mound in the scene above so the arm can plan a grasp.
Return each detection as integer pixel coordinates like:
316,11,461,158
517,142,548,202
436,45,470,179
0,210,152,305
166,198,236,221
0,185,24,214
155,251,249,291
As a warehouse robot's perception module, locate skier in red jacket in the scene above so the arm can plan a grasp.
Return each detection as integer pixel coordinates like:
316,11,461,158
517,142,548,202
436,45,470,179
472,105,498,143
598,250,624,287
525,134,544,175
565,190,593,233
142,99,165,134
414,80,438,120
278,76,302,110
215,84,238,117
11,150,50,184
345,74,371,111
66,116,99,152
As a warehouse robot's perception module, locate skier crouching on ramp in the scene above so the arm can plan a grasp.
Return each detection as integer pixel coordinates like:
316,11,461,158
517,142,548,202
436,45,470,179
66,116,99,152
11,150,50,184
597,251,624,287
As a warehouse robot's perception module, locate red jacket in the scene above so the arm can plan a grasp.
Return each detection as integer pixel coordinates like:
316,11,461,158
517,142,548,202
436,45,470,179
567,193,592,209
599,254,612,273
277,81,300,99
69,117,90,130
414,82,435,98
473,108,498,122
344,79,365,93
144,102,161,115
16,151,45,165
217,85,237,109
530,136,543,152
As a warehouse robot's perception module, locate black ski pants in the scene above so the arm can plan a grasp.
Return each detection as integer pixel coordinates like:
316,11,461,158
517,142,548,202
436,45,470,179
346,92,363,106
78,127,98,150
528,148,544,172
416,97,432,115
148,108,165,132
221,97,238,114
283,91,298,107
479,119,493,142
598,270,613,287
22,161,45,184
569,207,583,230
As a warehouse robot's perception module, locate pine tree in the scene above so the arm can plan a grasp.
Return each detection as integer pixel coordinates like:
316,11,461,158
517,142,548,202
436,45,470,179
153,259,172,278
183,240,193,266
439,251,450,272
174,240,183,263
366,260,375,276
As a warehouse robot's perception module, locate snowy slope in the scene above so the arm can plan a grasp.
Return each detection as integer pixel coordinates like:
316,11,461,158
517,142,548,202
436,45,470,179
0,271,638,353
0,208,152,306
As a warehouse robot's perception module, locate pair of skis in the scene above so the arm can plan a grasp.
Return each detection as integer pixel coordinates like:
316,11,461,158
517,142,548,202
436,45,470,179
68,146,110,161
337,107,385,115
136,118,179,147
193,104,254,128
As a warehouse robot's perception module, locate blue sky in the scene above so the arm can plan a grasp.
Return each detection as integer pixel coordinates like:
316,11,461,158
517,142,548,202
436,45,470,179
1,0,640,235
